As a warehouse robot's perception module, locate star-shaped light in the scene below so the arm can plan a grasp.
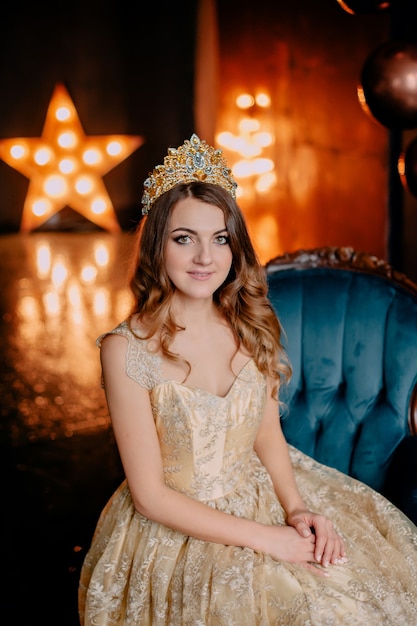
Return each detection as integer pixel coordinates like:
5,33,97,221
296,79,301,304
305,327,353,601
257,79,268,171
0,83,144,232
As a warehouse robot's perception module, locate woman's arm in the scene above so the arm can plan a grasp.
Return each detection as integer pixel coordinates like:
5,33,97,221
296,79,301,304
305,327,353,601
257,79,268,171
254,387,306,515
254,382,347,568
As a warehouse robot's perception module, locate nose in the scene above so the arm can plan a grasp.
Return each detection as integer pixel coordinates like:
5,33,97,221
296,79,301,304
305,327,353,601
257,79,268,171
193,242,212,266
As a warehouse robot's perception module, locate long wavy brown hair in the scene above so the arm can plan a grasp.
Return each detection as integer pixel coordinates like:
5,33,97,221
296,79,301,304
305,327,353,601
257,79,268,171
128,181,291,398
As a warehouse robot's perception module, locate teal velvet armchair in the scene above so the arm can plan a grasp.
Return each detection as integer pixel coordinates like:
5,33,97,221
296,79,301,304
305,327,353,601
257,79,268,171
265,247,417,524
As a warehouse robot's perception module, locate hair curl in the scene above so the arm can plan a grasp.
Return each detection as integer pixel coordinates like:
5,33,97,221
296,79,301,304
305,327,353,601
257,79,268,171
128,182,291,399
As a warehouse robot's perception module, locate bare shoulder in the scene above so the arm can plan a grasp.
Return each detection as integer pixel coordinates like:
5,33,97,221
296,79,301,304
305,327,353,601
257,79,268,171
100,332,128,369
100,331,127,349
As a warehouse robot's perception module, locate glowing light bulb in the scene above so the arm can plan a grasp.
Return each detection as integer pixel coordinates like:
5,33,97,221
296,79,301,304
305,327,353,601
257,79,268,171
10,144,26,159
91,198,106,215
236,94,255,109
58,131,77,149
75,176,93,194
34,147,52,165
18,296,38,321
93,289,110,316
94,243,109,266
252,158,274,174
255,93,271,107
32,198,51,217
44,175,67,197
233,160,253,178
43,291,61,315
81,265,98,282
56,106,71,121
36,243,51,278
107,141,122,156
51,260,68,288
83,148,101,165
59,158,76,174
216,132,235,149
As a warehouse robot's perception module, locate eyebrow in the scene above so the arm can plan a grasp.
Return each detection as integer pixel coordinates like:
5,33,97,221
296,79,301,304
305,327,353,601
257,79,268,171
170,227,228,235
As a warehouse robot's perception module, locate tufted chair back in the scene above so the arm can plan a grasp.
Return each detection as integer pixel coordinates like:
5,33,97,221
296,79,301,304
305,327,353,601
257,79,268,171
265,247,417,516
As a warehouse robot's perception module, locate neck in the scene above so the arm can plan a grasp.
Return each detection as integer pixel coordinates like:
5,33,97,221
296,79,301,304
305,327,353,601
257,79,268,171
170,295,222,330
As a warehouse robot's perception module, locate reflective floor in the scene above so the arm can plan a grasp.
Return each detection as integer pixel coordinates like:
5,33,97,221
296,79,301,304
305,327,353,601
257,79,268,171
1,231,135,625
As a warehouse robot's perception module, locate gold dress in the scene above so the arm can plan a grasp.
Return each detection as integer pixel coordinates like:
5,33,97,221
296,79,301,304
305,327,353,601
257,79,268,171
79,322,417,625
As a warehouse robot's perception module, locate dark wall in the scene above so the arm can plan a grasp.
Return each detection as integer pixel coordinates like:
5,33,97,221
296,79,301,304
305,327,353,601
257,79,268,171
215,0,417,279
216,0,391,263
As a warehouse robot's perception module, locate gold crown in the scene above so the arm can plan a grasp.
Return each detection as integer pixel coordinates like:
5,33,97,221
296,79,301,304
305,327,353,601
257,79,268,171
141,134,238,215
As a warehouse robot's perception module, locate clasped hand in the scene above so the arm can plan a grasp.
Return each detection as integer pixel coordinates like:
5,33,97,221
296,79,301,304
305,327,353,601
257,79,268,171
284,509,347,577
260,509,347,578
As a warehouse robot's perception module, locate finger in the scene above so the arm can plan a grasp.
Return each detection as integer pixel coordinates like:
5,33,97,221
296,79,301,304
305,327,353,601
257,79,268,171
321,538,339,567
304,562,330,578
312,518,334,564
294,521,314,538
313,534,327,564
331,535,348,564
325,532,348,566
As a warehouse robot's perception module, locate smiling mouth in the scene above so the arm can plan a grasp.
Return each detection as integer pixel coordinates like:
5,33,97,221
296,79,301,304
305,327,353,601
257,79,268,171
189,271,212,278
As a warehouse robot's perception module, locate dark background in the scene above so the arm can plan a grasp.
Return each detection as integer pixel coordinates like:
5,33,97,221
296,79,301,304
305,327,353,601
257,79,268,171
0,1,198,232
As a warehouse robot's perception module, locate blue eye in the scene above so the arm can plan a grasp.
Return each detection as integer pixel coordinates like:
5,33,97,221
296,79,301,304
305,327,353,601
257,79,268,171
215,235,229,245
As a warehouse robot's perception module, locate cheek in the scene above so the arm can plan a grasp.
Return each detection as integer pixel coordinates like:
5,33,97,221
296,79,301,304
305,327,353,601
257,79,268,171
164,245,183,270
224,249,233,271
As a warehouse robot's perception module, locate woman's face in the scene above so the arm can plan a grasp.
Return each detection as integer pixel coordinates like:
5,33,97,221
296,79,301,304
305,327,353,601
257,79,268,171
164,197,233,301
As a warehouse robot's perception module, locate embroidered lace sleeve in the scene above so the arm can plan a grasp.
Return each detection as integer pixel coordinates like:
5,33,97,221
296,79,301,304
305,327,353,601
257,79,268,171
96,321,164,390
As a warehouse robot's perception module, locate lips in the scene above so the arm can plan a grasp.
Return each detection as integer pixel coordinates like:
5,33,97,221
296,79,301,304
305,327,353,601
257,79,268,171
188,271,213,280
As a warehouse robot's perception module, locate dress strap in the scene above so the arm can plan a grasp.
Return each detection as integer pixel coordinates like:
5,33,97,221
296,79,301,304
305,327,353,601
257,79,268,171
96,321,164,390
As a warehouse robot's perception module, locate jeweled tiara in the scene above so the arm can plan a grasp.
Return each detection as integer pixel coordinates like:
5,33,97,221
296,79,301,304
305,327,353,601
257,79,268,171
141,134,238,215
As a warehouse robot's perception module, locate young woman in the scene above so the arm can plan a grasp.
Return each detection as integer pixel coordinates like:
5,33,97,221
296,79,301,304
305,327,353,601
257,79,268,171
79,135,417,625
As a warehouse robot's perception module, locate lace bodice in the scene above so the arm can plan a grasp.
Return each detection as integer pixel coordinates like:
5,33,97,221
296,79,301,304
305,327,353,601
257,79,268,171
97,321,267,501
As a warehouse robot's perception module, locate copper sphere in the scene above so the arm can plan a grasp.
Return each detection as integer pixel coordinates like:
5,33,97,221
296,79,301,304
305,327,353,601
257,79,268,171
359,41,417,130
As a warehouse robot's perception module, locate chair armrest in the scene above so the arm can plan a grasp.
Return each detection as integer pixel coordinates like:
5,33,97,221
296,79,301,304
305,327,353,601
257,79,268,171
383,436,417,525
